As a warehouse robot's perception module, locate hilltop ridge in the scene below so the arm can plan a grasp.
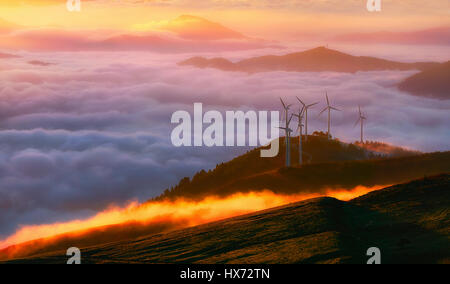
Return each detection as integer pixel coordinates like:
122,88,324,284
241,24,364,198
156,136,448,200
179,46,438,73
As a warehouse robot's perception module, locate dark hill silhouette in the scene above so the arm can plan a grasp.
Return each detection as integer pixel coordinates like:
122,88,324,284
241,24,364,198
3,175,449,264
156,136,448,200
398,61,450,100
179,47,438,73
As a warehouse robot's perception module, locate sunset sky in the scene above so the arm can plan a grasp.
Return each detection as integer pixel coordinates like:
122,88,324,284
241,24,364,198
0,0,448,37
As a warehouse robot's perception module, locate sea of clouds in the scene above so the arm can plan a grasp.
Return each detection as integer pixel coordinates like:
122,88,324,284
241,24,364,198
0,50,449,238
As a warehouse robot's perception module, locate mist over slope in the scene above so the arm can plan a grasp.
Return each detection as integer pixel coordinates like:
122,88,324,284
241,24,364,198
0,137,447,262
3,174,449,264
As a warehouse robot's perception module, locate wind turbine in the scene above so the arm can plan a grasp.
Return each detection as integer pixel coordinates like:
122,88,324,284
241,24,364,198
319,92,340,140
296,97,318,141
280,98,293,167
293,106,305,166
354,105,367,143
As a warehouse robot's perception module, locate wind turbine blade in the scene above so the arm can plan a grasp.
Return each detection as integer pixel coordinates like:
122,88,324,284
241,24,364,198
354,118,360,127
326,92,330,106
358,105,361,116
307,102,319,108
280,98,287,109
288,113,294,124
330,107,341,111
319,108,327,116
296,96,306,107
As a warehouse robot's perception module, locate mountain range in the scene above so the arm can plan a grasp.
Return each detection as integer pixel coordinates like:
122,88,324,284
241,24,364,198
179,47,438,73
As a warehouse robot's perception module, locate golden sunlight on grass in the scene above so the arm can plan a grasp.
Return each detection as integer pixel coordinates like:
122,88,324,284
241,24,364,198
0,184,385,251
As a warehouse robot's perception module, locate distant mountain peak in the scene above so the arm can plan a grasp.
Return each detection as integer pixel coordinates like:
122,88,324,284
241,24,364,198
160,14,246,41
307,46,330,52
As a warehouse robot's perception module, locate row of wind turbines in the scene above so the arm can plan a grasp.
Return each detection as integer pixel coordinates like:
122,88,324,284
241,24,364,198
279,93,367,167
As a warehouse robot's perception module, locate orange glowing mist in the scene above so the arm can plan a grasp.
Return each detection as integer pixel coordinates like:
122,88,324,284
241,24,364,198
0,185,386,251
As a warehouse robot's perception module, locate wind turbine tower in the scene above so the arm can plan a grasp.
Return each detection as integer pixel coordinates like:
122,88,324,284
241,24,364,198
319,92,340,140
280,98,293,167
296,97,318,141
293,106,305,166
355,105,367,143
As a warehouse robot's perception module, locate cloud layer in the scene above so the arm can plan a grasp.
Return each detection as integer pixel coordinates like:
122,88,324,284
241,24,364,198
0,50,449,239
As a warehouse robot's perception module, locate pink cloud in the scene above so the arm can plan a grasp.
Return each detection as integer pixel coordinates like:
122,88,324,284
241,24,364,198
0,28,275,52
334,27,450,46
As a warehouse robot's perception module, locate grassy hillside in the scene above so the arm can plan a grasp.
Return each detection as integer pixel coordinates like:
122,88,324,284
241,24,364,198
1,138,447,263
4,174,448,264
